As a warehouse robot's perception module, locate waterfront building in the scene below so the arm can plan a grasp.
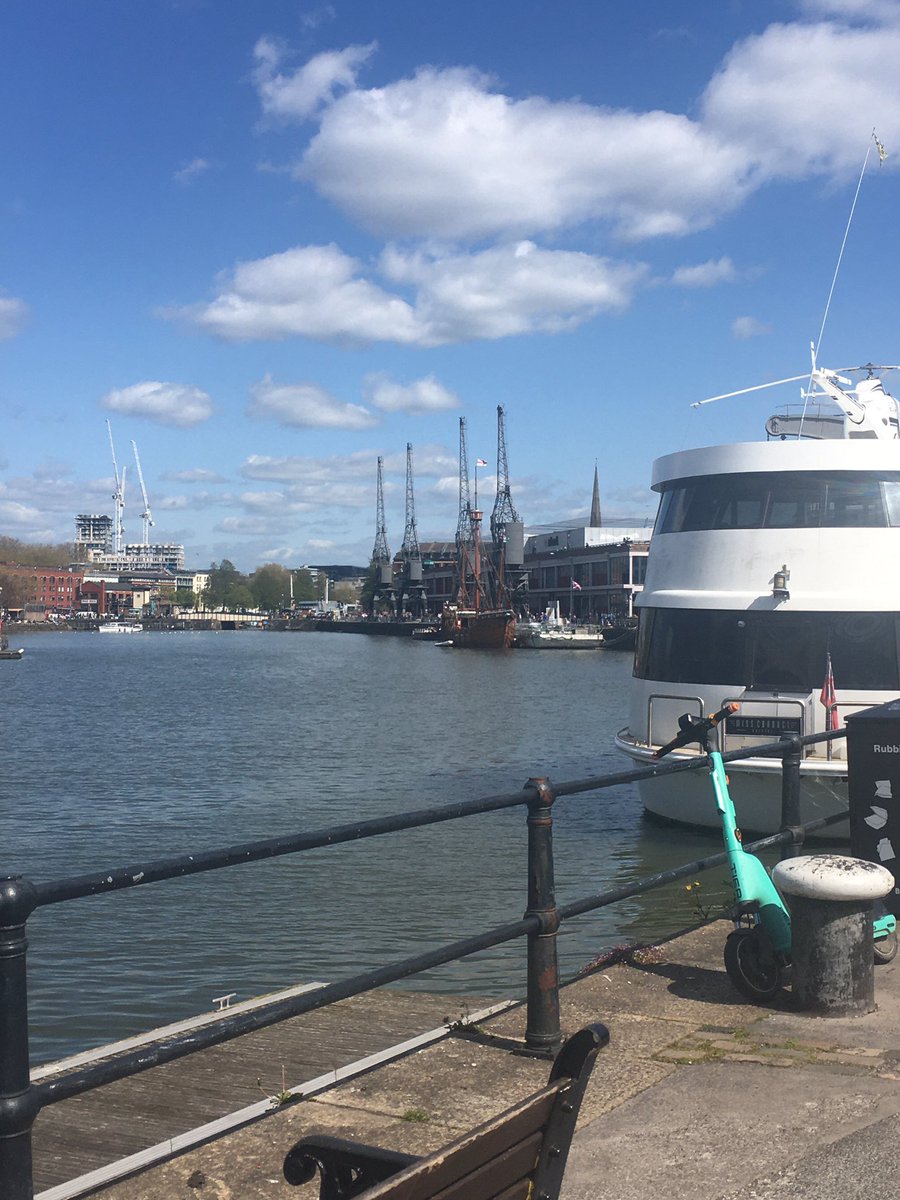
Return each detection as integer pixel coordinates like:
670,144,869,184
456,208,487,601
523,528,650,620
86,543,186,572
0,563,86,618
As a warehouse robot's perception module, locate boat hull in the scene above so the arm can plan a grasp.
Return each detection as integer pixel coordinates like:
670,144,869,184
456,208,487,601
615,732,849,839
518,630,602,649
444,609,516,649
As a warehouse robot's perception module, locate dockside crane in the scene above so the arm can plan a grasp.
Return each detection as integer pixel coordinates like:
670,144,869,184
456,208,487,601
131,439,155,546
106,419,125,554
489,405,528,611
397,444,426,619
370,456,394,616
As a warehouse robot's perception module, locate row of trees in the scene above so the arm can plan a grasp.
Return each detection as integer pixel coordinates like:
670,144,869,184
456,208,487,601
176,560,358,612
0,539,361,614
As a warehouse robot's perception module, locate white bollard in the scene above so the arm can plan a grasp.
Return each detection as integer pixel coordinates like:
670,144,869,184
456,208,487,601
772,854,895,1016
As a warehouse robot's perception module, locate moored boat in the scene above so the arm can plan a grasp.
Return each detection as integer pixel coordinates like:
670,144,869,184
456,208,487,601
0,615,23,659
98,620,144,634
514,601,602,649
615,361,900,838
443,606,516,649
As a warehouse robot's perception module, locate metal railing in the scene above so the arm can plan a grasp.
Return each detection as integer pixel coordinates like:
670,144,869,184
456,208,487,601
0,727,846,1199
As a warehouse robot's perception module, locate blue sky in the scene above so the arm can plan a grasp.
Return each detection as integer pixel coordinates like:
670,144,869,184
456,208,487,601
4,0,900,572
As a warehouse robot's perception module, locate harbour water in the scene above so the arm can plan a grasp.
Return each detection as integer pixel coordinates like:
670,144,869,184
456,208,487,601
4,631,727,1064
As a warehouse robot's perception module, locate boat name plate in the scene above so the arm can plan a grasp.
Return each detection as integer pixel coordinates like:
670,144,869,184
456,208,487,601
728,715,802,737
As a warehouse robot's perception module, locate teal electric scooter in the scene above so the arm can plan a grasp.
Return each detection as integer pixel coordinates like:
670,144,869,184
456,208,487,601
656,704,898,1002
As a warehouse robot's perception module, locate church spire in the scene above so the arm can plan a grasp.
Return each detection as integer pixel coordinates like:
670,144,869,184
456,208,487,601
590,461,602,527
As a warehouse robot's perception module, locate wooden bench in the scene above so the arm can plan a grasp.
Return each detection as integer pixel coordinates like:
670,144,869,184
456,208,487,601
283,1021,609,1200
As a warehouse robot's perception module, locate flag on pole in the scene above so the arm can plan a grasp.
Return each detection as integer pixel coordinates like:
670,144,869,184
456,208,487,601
475,458,488,467
820,652,837,731
874,132,888,165
571,580,582,590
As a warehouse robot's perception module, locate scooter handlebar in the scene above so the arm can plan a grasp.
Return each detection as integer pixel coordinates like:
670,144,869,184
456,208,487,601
653,702,739,759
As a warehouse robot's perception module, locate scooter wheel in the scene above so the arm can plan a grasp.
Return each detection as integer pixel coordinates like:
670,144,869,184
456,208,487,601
724,929,783,1002
874,929,898,964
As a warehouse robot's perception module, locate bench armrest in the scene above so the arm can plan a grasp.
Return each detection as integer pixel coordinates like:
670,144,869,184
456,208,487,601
284,1133,419,1198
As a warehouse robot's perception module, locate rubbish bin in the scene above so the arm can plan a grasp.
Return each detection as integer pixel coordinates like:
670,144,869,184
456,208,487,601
846,698,900,918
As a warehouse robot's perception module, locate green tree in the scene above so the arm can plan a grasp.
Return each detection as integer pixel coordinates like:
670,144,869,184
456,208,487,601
224,582,255,610
290,569,318,602
0,570,32,610
331,580,360,605
171,588,197,609
0,536,78,567
250,563,292,611
206,559,247,608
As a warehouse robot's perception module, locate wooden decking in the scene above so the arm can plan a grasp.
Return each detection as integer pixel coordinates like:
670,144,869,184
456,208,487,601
32,986,503,1197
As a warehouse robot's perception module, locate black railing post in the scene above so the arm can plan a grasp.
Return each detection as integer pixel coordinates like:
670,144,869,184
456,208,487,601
0,876,39,1200
779,734,804,860
523,777,562,1057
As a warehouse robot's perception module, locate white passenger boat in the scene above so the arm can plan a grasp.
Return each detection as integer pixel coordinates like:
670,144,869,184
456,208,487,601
98,620,143,634
517,603,604,649
615,362,900,837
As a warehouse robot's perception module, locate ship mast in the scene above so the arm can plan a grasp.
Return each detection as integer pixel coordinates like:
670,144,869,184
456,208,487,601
455,418,475,607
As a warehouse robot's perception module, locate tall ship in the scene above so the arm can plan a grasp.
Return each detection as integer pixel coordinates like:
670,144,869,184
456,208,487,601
615,359,900,836
442,412,519,650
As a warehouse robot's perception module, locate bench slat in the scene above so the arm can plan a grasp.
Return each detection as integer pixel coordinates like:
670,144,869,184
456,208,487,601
425,1132,542,1200
358,1091,559,1200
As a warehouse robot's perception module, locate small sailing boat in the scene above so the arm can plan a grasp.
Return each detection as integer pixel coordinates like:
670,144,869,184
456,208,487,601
0,613,24,660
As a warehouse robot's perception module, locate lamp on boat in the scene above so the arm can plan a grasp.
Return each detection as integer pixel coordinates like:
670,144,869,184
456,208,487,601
772,565,791,601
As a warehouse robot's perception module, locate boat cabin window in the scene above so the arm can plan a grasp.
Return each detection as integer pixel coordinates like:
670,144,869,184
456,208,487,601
654,472,900,533
634,608,900,691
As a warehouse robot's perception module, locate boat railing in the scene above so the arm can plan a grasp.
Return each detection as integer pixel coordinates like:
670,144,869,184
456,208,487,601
647,692,705,747
647,691,852,760
0,723,854,1199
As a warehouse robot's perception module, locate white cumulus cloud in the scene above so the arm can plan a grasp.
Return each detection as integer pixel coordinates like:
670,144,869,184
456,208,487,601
174,157,212,185
179,244,425,344
248,375,378,429
175,240,646,346
365,373,460,413
101,381,214,427
257,14,900,247
254,37,376,120
732,315,774,339
298,66,748,242
671,257,737,288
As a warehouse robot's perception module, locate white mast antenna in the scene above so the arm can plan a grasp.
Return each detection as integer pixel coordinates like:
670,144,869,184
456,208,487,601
800,134,876,434
131,439,154,546
106,419,125,554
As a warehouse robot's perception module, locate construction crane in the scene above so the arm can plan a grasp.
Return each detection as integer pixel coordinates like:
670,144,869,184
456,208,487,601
131,440,155,546
106,420,125,554
370,456,394,615
398,444,426,618
489,405,527,611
